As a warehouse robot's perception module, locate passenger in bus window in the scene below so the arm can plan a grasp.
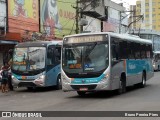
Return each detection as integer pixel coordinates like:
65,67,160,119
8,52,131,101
147,51,150,58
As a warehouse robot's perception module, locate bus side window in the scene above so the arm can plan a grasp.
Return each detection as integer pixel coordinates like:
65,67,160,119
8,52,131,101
111,39,119,65
47,45,55,65
128,42,135,59
55,46,61,64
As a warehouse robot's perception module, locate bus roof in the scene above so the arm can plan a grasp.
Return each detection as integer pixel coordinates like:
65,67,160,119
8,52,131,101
15,41,62,47
153,51,160,54
64,32,152,45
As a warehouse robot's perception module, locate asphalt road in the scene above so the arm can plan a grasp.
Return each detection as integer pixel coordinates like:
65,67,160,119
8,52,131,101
0,72,160,120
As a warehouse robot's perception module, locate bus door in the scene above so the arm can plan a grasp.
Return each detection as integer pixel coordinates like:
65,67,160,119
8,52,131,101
46,45,61,86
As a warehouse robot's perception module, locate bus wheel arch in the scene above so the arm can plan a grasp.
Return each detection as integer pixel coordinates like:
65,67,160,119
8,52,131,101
140,70,146,88
55,74,62,90
117,72,126,94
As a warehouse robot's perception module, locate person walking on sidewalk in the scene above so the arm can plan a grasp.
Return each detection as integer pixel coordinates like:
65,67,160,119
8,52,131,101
1,65,9,93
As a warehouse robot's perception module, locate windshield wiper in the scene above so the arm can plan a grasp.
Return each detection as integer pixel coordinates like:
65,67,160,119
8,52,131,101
85,42,97,58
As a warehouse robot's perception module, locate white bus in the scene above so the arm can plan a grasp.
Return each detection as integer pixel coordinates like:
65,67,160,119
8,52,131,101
61,32,154,96
153,51,160,71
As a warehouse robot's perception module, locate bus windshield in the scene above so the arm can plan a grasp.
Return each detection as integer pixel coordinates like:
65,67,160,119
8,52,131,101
12,47,46,72
62,41,109,78
154,54,160,61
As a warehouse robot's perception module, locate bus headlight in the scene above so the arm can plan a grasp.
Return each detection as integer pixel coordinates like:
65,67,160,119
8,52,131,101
99,74,109,84
12,75,18,81
34,75,45,86
153,63,155,67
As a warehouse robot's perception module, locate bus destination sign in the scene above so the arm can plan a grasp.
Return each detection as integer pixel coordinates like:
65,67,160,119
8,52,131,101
66,35,105,44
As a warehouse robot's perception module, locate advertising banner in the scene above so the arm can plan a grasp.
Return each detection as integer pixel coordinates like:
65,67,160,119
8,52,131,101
8,0,39,34
40,0,76,39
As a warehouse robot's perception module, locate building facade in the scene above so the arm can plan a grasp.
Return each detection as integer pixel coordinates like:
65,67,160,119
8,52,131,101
0,0,77,67
80,0,128,33
136,0,160,31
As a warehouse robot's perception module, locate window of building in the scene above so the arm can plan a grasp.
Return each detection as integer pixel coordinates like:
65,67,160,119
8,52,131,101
145,14,149,18
152,14,156,17
153,26,156,29
152,2,156,6
152,8,155,12
145,20,149,23
137,4,141,7
145,3,149,6
152,20,156,23
146,9,149,12
137,9,141,12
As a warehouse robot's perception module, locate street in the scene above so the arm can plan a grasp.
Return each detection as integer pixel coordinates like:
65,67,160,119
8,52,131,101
0,72,160,111
0,72,160,120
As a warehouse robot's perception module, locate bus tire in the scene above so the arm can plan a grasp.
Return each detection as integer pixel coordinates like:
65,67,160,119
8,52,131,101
55,75,62,90
77,91,86,96
117,76,126,94
139,72,146,88
158,65,160,71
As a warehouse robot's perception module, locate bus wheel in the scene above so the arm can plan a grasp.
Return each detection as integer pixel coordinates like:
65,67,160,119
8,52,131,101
139,73,146,88
117,77,126,94
55,75,62,90
158,65,160,71
77,91,86,96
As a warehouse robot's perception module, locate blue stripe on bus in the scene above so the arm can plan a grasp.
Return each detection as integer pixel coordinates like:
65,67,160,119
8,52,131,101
71,74,105,84
126,59,153,75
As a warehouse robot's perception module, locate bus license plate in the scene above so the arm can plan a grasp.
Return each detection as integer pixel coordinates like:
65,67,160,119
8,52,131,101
79,88,88,91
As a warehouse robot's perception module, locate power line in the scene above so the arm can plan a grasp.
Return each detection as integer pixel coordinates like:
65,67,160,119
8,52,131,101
83,18,96,31
57,0,76,4
69,20,76,35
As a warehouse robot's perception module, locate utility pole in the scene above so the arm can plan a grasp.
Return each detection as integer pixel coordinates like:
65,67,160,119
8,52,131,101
75,0,80,34
119,11,121,34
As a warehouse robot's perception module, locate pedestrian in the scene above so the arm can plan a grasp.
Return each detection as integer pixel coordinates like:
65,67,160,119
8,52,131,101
1,65,9,93
8,58,14,91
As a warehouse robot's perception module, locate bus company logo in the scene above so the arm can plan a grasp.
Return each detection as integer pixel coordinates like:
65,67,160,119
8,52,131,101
128,63,136,70
2,112,12,117
82,79,85,83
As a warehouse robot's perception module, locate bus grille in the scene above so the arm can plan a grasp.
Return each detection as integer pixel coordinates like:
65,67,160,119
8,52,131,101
18,82,36,87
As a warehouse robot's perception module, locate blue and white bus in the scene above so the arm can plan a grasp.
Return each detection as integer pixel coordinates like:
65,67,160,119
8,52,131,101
61,32,154,96
153,51,160,71
11,41,62,90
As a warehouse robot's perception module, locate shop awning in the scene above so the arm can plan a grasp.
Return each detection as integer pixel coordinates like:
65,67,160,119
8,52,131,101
0,40,18,44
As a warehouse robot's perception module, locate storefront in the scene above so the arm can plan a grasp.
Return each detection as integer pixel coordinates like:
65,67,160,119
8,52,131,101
0,32,21,67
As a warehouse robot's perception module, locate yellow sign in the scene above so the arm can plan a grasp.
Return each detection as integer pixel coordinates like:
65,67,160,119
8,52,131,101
8,0,39,33
40,0,76,39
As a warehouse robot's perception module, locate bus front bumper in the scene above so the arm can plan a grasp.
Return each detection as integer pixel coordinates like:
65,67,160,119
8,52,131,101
12,76,45,87
62,82,110,92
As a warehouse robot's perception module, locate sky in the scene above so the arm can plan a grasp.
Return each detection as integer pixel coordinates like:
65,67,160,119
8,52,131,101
111,0,137,10
111,0,137,5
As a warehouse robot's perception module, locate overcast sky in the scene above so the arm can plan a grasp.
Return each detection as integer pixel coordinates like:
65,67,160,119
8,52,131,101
111,0,137,5
111,0,137,10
